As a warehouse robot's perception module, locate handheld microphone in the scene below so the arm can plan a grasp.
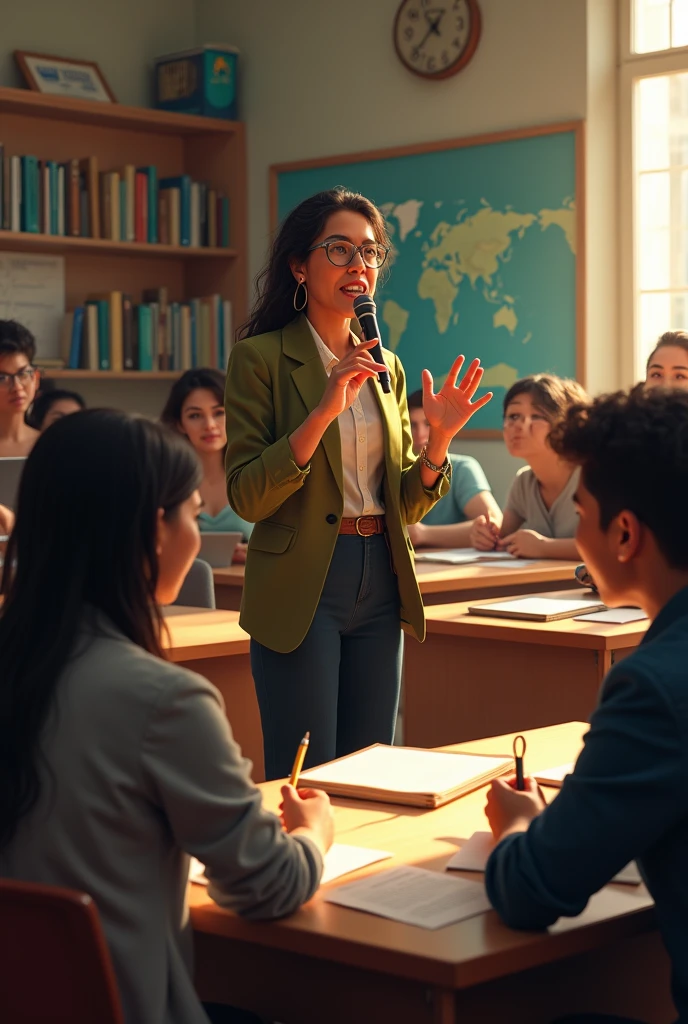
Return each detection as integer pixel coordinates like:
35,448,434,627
353,293,391,394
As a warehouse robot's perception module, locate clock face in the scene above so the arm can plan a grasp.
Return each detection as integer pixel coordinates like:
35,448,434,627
393,0,481,79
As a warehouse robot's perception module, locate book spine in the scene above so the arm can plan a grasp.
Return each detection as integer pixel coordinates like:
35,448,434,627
56,165,65,235
3,155,9,230
100,173,111,239
119,180,126,242
48,162,59,234
21,156,39,233
122,295,134,369
198,182,207,247
180,176,190,246
207,189,217,247
221,196,230,247
10,156,21,232
147,166,158,244
80,175,90,236
137,304,153,371
110,173,120,242
86,156,100,239
158,190,169,245
189,298,199,367
122,165,135,242
190,182,200,247
68,158,80,236
68,306,85,369
109,291,123,372
91,300,110,370
84,304,98,369
41,162,50,234
181,304,191,370
134,171,147,243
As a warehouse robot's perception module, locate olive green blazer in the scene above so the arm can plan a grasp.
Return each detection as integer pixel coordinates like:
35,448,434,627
224,314,450,653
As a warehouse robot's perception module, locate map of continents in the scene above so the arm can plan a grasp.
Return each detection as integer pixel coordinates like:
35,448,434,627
276,129,578,429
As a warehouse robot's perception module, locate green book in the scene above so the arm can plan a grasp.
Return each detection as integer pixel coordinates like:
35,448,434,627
137,304,153,370
87,300,110,370
21,156,39,233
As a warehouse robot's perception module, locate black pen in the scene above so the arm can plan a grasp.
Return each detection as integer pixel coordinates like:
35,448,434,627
513,735,526,791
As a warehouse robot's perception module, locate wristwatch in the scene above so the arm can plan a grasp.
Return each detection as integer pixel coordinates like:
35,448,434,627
418,445,451,477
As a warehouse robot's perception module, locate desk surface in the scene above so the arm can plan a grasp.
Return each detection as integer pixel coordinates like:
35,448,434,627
189,722,655,991
213,559,580,596
421,591,649,651
162,606,249,661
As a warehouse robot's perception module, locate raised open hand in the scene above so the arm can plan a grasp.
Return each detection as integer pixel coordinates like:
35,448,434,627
421,356,493,440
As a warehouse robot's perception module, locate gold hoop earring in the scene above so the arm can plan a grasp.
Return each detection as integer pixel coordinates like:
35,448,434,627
293,279,308,311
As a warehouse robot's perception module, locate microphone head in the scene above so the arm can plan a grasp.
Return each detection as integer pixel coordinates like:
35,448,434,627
352,293,376,317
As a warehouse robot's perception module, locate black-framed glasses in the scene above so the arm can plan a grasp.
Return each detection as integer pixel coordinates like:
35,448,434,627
308,239,390,269
0,365,37,390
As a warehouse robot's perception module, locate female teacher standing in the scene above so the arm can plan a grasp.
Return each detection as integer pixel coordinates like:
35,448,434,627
225,188,491,780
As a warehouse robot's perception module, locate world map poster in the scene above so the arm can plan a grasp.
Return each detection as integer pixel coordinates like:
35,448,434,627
273,122,582,433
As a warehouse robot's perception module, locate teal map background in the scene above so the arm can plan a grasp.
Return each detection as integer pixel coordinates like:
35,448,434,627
276,127,579,430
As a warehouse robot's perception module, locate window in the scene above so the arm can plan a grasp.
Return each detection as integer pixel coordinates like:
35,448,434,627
621,1,688,378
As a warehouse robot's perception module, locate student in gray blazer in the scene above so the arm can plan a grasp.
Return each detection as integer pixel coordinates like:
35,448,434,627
0,410,334,1024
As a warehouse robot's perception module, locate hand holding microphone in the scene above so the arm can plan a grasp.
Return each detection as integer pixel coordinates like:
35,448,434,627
353,293,391,394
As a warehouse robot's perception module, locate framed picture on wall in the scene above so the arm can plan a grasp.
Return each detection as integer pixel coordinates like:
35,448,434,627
271,121,584,437
14,51,117,103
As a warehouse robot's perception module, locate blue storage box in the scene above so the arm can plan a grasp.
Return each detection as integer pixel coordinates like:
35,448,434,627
154,44,239,120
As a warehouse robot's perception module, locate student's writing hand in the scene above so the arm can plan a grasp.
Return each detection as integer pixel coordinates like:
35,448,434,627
470,514,498,551
421,356,493,441
317,339,389,423
485,776,546,843
280,785,335,855
497,529,547,558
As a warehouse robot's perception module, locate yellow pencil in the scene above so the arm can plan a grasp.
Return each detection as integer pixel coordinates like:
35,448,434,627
289,731,310,788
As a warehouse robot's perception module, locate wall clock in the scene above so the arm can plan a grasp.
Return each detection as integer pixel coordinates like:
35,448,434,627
393,0,481,80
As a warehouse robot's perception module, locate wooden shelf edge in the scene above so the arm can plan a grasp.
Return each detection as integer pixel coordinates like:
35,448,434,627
42,370,180,380
0,86,241,136
0,230,237,260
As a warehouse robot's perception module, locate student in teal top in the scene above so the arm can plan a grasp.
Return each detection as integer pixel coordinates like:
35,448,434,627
406,389,502,549
161,369,253,563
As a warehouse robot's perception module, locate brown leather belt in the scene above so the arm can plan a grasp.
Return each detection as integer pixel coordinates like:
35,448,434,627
338,515,386,537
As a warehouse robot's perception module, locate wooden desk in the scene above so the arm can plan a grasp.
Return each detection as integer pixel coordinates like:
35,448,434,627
190,723,673,1024
213,558,581,611
404,593,648,748
162,607,264,781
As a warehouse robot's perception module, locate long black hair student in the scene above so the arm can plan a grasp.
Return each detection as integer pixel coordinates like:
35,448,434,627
0,409,201,848
0,409,332,1024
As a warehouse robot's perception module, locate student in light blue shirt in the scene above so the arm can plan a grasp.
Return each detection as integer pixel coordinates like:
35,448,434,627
406,388,501,549
484,386,688,1024
161,369,253,562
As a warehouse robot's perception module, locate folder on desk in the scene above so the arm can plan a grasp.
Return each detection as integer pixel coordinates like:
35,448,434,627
299,744,513,809
467,596,606,622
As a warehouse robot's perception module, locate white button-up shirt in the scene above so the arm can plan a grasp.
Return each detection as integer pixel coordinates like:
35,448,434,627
307,319,386,518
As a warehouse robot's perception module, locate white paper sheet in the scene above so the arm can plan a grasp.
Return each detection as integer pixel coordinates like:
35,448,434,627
446,832,641,886
189,844,393,888
0,252,65,358
574,608,648,624
534,763,574,786
415,548,533,566
324,865,491,929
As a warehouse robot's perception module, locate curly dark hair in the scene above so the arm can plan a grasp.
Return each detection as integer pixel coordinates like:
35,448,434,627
550,385,688,566
0,320,36,362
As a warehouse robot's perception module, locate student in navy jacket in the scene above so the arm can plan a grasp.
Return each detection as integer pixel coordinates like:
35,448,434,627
484,385,688,1024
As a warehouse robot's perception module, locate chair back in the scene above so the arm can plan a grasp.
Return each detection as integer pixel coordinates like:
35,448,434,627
0,878,123,1024
174,557,216,609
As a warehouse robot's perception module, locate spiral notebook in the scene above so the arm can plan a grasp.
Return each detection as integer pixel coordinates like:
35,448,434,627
298,744,513,808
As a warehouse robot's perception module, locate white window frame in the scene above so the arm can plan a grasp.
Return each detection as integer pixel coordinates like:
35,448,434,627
619,0,688,383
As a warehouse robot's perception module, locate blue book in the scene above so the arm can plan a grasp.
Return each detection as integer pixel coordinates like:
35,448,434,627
189,298,199,367
137,304,153,370
159,175,190,246
68,307,85,369
21,156,39,232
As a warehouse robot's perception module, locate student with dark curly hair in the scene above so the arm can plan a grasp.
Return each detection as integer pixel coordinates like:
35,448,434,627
484,385,688,1023
0,320,40,458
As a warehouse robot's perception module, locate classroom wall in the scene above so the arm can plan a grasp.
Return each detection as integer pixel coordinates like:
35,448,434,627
196,0,617,506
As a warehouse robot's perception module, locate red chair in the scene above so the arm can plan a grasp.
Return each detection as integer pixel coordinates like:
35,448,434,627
0,878,124,1023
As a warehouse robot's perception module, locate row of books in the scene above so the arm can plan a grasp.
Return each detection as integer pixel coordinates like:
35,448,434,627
0,149,231,248
59,289,232,373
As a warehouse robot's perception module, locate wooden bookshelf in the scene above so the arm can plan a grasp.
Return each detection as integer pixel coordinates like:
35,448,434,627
0,87,247,375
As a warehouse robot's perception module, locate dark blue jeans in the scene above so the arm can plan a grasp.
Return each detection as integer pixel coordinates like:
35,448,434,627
251,534,403,781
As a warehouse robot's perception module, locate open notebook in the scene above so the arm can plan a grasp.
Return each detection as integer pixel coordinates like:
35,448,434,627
298,744,513,809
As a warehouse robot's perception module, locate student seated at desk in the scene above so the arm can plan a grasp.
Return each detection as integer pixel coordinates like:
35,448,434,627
484,386,688,1024
0,319,40,458
28,386,85,431
473,373,587,559
161,368,253,564
0,409,333,1024
405,388,502,549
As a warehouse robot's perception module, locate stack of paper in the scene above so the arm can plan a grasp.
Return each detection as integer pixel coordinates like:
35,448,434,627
299,744,513,809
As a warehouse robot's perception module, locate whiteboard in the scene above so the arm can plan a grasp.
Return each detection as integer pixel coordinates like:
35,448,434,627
0,252,65,358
